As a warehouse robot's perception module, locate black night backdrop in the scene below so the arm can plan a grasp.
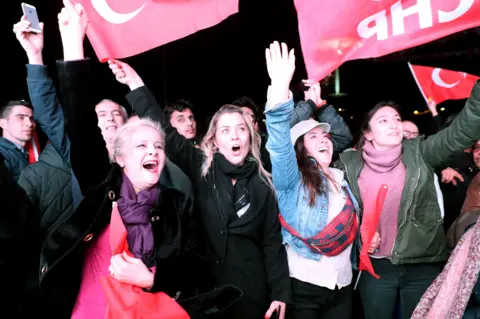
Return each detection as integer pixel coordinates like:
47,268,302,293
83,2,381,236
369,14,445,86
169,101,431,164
2,0,480,140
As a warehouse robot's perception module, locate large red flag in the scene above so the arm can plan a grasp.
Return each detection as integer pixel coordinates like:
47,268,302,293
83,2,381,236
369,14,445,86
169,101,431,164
73,0,239,61
294,0,480,81
408,63,479,104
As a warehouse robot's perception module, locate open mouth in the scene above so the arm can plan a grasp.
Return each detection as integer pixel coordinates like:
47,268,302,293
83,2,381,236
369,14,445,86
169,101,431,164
232,145,240,152
318,147,328,153
143,160,158,172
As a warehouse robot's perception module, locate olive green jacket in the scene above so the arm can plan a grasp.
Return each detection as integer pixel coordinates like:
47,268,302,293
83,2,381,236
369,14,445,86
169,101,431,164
334,80,480,265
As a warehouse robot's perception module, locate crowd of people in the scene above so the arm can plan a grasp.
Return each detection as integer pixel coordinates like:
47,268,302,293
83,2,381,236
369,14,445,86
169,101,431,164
2,1,480,318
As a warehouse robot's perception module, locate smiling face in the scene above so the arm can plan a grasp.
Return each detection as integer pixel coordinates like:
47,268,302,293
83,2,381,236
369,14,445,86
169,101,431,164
95,100,126,145
364,106,403,150
214,112,251,165
301,126,333,169
114,120,165,193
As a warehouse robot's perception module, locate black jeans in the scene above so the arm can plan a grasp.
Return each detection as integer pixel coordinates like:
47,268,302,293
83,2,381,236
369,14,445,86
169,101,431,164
358,259,442,319
287,278,352,319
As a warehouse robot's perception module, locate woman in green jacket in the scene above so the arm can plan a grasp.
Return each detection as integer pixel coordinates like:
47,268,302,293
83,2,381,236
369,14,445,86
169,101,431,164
334,82,480,319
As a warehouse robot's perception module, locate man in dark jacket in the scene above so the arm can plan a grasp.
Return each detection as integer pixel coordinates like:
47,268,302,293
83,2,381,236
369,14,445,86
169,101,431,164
0,100,36,181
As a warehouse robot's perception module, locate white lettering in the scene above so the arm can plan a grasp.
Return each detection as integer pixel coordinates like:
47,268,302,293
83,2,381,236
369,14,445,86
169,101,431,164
357,9,388,40
438,0,474,23
357,0,474,40
391,0,433,36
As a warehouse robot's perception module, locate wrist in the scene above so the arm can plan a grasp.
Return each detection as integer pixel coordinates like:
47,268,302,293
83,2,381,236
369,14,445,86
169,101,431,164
128,77,145,91
27,53,43,65
62,42,85,61
430,110,438,117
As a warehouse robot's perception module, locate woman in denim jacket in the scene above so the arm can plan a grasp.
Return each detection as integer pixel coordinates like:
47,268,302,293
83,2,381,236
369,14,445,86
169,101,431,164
264,41,360,319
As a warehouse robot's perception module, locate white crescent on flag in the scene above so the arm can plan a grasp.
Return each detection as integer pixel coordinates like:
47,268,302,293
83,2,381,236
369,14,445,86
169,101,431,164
91,0,145,24
431,68,461,88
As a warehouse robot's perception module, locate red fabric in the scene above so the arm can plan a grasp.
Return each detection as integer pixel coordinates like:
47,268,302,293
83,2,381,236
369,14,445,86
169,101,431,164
279,188,358,257
100,203,190,319
26,131,41,164
409,64,479,104
358,185,388,279
72,0,239,61
294,0,480,81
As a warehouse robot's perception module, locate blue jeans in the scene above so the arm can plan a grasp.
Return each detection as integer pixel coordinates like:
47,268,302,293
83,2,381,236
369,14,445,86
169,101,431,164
358,259,442,319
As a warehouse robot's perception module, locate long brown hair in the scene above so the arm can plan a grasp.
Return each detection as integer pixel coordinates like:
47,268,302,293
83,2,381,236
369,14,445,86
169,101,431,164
294,135,330,207
200,104,273,190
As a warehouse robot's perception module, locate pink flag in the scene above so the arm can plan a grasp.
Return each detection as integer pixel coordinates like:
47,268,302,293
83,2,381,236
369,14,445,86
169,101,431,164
294,0,480,81
73,0,239,61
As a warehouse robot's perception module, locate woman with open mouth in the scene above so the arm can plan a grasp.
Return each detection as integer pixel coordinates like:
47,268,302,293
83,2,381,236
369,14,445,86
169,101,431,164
264,41,361,319
106,58,291,318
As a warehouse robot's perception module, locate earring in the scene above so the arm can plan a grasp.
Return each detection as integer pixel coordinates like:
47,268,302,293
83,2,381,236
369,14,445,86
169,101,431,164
214,146,219,151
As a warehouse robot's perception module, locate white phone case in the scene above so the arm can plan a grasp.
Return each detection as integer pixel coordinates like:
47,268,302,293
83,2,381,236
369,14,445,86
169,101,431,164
21,3,42,33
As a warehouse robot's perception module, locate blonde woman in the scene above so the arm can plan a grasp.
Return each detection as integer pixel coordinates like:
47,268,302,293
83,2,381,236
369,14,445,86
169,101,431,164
108,59,291,319
32,3,241,318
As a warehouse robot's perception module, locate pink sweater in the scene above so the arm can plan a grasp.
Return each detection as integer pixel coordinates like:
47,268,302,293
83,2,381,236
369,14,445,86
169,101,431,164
358,141,406,258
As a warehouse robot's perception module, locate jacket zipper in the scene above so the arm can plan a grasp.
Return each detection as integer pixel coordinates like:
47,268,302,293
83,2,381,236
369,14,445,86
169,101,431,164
390,168,420,257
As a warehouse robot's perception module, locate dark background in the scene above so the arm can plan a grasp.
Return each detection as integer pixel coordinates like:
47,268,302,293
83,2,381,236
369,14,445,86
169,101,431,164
3,0,480,140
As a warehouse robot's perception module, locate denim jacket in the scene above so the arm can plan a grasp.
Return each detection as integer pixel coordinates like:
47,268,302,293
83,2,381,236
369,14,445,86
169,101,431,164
265,98,361,262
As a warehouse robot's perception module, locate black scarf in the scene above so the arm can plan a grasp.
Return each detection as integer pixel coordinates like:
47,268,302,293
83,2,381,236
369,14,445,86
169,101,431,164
213,153,257,224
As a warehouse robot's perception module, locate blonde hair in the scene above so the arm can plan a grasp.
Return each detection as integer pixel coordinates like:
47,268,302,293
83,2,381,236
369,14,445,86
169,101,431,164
111,117,165,163
200,104,273,190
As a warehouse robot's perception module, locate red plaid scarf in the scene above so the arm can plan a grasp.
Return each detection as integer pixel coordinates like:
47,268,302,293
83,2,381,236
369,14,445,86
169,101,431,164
279,188,358,257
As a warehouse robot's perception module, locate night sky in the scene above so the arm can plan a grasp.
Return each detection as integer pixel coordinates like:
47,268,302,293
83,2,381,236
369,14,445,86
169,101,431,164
3,0,480,139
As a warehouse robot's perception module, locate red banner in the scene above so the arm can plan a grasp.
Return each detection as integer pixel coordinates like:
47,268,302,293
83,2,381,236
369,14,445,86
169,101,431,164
294,0,480,81
409,63,479,103
73,0,239,61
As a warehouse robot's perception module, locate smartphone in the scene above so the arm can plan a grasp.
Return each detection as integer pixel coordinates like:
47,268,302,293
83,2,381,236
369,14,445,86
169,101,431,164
21,3,42,33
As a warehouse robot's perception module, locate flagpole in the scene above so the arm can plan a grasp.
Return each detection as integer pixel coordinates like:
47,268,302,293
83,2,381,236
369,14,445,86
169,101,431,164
329,68,347,97
407,62,429,104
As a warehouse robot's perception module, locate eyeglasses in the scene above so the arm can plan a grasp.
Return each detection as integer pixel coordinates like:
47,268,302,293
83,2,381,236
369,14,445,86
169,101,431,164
403,130,419,138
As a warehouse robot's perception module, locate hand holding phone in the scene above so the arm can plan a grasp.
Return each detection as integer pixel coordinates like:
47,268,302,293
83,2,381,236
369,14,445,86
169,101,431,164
21,3,42,33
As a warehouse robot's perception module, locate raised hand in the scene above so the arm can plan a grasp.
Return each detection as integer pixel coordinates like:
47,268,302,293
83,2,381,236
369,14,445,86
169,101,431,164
58,0,89,61
427,98,438,117
107,59,144,91
13,16,44,64
303,79,323,106
265,41,295,106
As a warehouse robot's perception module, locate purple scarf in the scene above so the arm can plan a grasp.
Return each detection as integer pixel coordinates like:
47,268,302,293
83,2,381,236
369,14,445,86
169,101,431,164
117,173,160,266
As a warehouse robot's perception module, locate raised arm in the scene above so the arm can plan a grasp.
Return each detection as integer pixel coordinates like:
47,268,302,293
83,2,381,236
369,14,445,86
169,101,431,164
420,81,480,169
264,42,299,192
13,16,70,160
56,0,110,194
107,59,203,183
